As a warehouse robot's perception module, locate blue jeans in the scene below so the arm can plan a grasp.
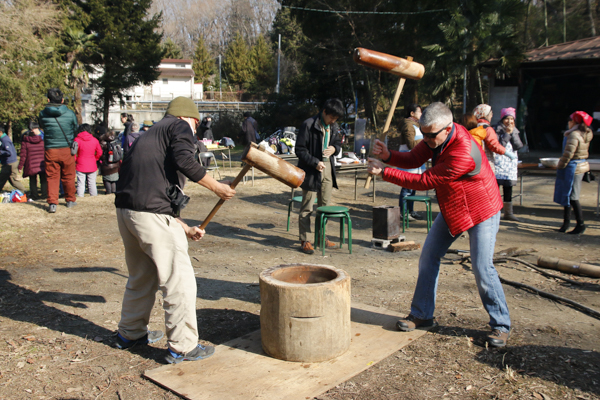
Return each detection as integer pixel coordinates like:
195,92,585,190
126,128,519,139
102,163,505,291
399,187,415,213
410,211,510,333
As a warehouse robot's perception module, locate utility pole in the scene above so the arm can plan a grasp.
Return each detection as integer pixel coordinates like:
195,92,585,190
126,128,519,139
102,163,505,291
218,55,222,100
275,34,281,94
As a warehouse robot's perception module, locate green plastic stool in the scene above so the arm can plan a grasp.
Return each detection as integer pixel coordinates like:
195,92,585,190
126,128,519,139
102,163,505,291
402,195,432,233
314,206,352,256
287,196,318,231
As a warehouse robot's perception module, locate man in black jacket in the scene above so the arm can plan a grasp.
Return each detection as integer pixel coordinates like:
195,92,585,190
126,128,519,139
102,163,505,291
240,112,258,146
295,98,344,254
114,97,236,364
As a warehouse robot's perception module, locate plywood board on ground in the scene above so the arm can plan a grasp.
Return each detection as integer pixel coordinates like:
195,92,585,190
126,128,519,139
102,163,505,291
144,302,429,400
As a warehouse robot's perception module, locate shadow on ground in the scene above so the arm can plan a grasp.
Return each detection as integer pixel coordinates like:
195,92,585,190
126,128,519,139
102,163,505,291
434,324,600,396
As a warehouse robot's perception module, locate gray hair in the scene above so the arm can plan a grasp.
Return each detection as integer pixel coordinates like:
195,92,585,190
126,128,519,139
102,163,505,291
419,102,453,128
131,122,140,132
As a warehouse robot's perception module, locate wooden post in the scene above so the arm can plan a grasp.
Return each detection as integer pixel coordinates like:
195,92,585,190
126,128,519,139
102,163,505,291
537,256,600,278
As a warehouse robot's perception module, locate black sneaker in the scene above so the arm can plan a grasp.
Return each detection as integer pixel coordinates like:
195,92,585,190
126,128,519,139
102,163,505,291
410,211,423,220
116,330,164,349
66,201,77,208
47,204,57,213
396,315,438,332
165,343,215,364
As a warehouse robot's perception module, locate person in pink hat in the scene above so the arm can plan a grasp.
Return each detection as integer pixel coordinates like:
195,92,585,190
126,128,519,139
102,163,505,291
553,111,594,234
494,107,523,221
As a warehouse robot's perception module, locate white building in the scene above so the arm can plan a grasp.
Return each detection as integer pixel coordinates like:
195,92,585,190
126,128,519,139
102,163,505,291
124,59,200,102
82,59,202,128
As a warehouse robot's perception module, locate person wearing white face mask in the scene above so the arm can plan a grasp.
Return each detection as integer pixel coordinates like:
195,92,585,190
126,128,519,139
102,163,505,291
494,107,523,221
114,97,236,364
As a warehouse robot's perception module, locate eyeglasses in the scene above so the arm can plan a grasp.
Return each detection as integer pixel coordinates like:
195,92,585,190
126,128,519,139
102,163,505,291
422,123,451,138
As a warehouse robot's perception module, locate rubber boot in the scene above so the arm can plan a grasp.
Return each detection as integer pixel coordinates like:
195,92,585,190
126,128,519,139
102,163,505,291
558,206,570,233
503,202,520,221
568,200,586,234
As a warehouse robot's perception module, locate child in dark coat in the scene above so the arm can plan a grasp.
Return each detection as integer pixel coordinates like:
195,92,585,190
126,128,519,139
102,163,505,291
96,126,120,194
18,122,47,200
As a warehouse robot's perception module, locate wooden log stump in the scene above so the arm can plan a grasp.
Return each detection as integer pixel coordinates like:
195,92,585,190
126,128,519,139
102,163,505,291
259,264,351,362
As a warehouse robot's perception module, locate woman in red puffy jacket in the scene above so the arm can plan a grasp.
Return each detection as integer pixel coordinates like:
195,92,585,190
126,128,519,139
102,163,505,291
74,123,102,197
18,122,47,200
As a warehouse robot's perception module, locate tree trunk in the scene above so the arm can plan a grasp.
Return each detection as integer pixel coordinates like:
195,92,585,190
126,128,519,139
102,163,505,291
364,70,378,133
103,92,111,128
7,120,13,143
587,0,597,36
467,66,479,112
544,0,549,46
524,0,531,46
74,84,83,125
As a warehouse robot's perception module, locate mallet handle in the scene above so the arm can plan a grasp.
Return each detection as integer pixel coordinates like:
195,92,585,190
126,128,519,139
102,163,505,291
364,57,412,189
199,164,252,230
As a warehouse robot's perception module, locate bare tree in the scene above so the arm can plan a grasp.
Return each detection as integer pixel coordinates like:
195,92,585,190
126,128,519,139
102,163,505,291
150,0,279,57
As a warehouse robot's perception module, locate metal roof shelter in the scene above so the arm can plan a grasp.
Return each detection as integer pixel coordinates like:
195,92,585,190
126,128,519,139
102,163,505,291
484,36,600,151
515,37,600,151
523,36,600,63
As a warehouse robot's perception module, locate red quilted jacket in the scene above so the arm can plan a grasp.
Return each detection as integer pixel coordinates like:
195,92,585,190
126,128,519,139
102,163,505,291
382,123,502,236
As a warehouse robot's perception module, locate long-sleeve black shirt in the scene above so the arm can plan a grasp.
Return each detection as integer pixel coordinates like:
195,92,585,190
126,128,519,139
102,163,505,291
115,115,206,216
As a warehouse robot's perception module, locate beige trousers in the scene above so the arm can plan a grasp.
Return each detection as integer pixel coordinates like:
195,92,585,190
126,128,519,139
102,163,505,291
299,160,333,242
116,208,198,354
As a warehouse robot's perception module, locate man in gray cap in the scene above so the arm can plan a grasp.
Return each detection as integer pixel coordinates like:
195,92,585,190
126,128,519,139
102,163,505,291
114,96,236,364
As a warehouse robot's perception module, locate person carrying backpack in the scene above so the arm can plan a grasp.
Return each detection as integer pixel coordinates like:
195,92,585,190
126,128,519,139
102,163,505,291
96,126,120,195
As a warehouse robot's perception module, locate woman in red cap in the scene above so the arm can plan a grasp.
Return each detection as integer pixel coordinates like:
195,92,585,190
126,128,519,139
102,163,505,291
553,111,594,234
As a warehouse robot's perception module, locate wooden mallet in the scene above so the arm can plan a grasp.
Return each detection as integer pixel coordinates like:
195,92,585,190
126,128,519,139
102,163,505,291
352,48,425,188
200,143,305,229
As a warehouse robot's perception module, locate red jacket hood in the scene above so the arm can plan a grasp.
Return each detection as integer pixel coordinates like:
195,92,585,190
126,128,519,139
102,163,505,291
76,131,95,141
22,134,44,144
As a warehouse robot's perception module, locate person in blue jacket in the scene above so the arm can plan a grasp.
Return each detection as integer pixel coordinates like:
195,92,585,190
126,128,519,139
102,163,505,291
0,124,26,193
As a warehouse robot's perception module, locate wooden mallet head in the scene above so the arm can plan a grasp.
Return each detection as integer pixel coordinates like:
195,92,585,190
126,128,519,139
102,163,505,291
242,143,305,189
353,48,425,80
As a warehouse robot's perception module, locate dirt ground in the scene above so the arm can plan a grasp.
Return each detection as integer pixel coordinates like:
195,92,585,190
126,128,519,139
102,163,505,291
1,156,599,400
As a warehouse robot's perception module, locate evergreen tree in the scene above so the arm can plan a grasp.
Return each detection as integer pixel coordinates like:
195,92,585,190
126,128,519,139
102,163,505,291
162,38,183,59
75,0,164,125
249,35,275,93
0,0,68,139
192,37,215,85
423,0,525,111
223,33,253,88
61,27,97,124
